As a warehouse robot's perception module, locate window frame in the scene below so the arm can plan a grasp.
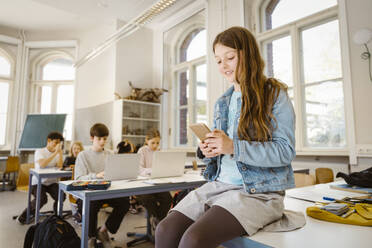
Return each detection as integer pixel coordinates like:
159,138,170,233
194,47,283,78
169,22,207,148
29,51,75,140
172,56,206,147
255,2,348,154
0,47,15,147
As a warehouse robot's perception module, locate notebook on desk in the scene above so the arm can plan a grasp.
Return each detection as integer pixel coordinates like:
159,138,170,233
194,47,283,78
104,154,139,181
150,151,186,179
329,183,372,194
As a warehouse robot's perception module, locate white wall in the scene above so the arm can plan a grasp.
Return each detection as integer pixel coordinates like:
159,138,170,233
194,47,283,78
75,24,117,109
345,0,372,148
115,20,154,99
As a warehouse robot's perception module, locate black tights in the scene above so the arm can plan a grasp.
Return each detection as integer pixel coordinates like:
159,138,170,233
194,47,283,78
155,205,246,248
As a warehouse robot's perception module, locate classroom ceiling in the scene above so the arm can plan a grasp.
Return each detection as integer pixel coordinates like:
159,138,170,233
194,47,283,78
0,0,194,32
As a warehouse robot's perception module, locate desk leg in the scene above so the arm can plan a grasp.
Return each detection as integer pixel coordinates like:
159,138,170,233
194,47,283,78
57,186,64,217
26,174,32,224
81,197,90,248
35,178,41,224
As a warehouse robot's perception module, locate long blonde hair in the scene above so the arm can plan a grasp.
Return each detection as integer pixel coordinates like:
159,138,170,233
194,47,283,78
69,141,84,157
213,26,287,142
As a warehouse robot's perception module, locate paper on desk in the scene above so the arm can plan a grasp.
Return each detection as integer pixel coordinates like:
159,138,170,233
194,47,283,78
286,183,366,203
144,177,187,185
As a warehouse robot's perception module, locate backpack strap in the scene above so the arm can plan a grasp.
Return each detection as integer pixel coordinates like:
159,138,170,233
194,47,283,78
23,223,39,248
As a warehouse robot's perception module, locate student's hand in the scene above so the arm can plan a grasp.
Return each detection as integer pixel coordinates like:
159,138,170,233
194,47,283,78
204,130,234,156
199,141,219,158
55,143,62,154
96,171,104,179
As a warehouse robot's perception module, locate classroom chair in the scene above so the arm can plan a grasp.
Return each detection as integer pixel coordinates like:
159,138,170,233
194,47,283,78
16,163,34,192
126,210,154,247
1,156,20,191
315,167,334,184
294,173,316,188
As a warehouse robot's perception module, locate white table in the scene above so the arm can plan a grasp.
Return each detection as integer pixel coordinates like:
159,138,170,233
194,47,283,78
58,173,206,248
223,182,372,248
27,168,72,224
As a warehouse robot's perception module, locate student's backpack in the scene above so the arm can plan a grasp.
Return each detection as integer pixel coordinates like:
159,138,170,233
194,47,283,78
24,215,80,248
336,167,372,188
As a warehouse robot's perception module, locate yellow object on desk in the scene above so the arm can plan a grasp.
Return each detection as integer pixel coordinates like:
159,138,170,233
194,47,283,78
306,203,372,226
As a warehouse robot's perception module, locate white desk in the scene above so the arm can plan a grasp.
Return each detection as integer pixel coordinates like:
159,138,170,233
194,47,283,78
58,173,206,248
27,168,72,224
223,182,372,248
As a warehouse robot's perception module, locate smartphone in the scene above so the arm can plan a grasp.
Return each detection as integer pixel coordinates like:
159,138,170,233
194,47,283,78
189,123,211,141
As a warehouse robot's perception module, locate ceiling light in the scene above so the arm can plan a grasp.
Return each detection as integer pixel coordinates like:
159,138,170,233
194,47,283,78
74,0,178,68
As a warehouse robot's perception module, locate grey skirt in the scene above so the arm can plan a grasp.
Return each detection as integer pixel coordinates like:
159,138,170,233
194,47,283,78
171,180,285,236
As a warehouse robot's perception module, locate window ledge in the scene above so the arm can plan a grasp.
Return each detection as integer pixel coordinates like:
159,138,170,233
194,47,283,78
296,150,349,156
0,145,11,152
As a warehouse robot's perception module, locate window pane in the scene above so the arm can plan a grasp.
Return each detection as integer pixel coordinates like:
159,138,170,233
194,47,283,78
0,56,11,77
304,81,345,147
57,85,74,140
0,83,9,113
42,58,75,80
178,108,188,145
264,0,337,31
302,20,342,83
57,85,74,114
264,35,293,87
195,64,207,124
0,114,6,145
40,86,52,114
196,64,207,100
178,70,189,106
186,29,206,61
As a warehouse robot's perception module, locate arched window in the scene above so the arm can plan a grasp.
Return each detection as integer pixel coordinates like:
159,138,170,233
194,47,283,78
163,10,206,147
175,28,207,146
262,0,337,31
31,53,75,140
257,0,345,149
0,50,12,146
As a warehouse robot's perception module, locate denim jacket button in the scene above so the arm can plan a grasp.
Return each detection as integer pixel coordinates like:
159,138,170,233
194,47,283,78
250,188,256,193
241,166,247,171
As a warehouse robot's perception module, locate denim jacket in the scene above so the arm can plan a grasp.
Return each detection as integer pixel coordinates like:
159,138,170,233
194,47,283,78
203,86,296,194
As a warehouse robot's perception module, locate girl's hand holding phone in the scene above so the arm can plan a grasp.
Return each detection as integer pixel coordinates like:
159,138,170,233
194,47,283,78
199,141,219,158
203,130,234,156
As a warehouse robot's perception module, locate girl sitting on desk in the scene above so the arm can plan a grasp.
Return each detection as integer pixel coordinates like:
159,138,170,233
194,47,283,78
155,26,296,248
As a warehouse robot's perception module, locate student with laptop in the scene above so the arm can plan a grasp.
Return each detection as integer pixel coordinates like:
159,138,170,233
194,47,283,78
136,129,173,229
74,123,130,248
16,132,66,224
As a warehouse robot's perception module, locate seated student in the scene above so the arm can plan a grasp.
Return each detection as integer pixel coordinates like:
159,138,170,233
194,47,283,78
62,141,84,223
63,141,84,169
116,139,141,214
16,132,66,224
136,129,172,230
75,123,130,248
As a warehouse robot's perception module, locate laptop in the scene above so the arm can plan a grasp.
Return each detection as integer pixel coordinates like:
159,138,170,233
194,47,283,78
150,151,186,178
104,154,139,181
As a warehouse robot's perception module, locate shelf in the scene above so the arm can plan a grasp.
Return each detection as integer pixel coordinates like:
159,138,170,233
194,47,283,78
123,117,160,122
122,99,161,106
122,135,146,138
